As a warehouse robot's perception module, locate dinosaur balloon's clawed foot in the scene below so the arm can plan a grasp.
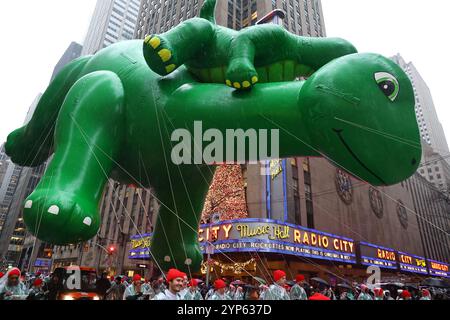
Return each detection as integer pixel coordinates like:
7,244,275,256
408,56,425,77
225,57,259,89
23,189,100,244
144,35,178,76
153,241,204,273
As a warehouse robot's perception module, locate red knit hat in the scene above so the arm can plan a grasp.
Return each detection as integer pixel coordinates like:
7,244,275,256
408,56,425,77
189,279,199,287
167,269,185,282
273,270,286,282
132,274,142,282
8,268,21,278
296,274,305,282
33,278,43,287
214,279,227,290
374,288,383,297
401,290,411,299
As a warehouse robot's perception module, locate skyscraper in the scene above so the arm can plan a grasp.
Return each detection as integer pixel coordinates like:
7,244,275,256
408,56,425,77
82,0,142,55
0,96,42,267
51,42,83,81
391,54,450,157
135,0,325,37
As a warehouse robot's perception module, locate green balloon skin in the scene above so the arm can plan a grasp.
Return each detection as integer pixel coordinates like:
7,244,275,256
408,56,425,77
4,17,420,273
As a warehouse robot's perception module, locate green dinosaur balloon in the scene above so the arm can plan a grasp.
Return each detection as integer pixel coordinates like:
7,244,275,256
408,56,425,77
4,2,420,273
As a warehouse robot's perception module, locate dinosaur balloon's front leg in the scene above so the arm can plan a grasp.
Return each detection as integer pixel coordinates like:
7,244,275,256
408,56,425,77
23,71,125,244
143,18,215,76
151,165,215,273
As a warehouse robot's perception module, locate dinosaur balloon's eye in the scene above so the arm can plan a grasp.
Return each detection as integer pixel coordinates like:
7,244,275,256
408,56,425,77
374,72,399,102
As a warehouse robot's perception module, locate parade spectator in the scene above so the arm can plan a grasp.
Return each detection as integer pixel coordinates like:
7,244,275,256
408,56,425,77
153,269,185,300
183,279,203,300
309,288,331,300
374,287,384,301
142,278,155,300
233,286,244,300
123,274,145,300
357,284,373,300
43,273,64,300
106,276,127,300
263,270,290,300
400,290,412,301
420,289,431,300
208,279,232,300
384,290,394,300
27,278,47,300
0,268,29,300
179,274,189,299
290,274,308,300
96,272,111,299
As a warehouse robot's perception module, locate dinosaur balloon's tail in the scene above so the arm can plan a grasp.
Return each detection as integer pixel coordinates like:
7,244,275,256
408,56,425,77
200,0,217,24
5,55,92,167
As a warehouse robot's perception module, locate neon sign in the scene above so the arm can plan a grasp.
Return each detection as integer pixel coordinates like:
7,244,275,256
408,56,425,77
398,251,428,275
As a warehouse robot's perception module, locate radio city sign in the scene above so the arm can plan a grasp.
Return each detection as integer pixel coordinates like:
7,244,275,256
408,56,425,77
398,251,428,275
198,219,356,264
359,242,398,270
428,259,450,278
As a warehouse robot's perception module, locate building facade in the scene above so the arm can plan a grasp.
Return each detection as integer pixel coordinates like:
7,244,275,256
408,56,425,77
135,0,325,38
392,54,450,159
82,0,142,55
51,42,83,80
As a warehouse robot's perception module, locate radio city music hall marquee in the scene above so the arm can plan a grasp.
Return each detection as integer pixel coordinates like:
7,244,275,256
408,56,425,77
129,219,356,264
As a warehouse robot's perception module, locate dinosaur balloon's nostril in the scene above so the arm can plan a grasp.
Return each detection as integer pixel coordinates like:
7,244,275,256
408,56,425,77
411,158,417,166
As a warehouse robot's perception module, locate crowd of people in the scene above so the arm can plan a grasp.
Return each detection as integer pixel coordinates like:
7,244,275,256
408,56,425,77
0,267,448,301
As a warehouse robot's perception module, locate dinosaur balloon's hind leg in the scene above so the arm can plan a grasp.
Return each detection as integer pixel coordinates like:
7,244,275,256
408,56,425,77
226,24,357,89
143,18,214,76
5,56,91,167
23,71,125,245
151,165,215,273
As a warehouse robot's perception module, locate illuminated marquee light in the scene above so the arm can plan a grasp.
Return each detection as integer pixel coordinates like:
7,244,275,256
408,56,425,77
200,258,256,275
427,259,450,278
359,242,398,270
398,251,428,275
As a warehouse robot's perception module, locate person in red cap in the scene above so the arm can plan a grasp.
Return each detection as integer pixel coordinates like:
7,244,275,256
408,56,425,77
153,269,185,300
399,289,412,300
183,279,203,300
208,279,232,300
123,274,144,300
290,274,308,300
308,288,331,301
0,268,29,300
373,287,384,301
420,289,431,300
28,278,46,300
179,273,190,299
263,270,290,300
357,284,373,300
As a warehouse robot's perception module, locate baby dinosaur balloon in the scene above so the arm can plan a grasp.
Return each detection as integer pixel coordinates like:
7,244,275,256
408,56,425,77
144,0,357,90
5,0,420,272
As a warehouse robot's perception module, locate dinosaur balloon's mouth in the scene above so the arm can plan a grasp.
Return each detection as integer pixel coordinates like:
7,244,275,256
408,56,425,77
332,128,387,185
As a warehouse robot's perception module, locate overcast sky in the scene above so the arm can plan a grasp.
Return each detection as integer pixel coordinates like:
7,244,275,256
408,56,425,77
0,0,449,150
